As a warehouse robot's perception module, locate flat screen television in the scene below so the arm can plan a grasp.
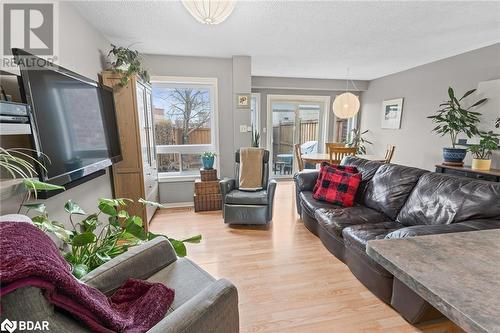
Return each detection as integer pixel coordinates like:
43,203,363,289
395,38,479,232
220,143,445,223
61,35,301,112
13,48,122,188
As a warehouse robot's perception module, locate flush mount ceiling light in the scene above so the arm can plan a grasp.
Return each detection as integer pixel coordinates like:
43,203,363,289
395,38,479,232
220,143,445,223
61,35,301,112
333,69,360,119
182,0,236,25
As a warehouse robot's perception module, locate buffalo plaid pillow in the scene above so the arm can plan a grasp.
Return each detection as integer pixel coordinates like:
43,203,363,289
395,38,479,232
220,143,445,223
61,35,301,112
313,162,358,193
313,165,362,207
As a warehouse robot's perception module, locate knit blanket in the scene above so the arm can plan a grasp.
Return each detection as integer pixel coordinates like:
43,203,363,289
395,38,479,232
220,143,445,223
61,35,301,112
0,222,174,333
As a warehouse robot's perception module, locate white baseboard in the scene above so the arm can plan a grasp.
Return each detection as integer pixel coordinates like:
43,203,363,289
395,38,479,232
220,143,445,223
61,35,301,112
161,202,194,209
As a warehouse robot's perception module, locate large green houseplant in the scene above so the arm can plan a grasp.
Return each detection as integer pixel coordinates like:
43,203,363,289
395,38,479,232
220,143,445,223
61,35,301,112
427,87,486,165
344,128,372,154
467,131,499,171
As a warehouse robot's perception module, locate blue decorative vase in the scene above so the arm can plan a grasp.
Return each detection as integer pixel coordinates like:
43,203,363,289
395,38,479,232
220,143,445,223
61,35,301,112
443,148,467,165
202,156,215,169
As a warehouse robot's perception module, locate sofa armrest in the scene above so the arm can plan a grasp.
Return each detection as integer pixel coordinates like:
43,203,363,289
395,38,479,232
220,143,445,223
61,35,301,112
219,178,236,204
293,170,319,214
386,219,500,239
81,237,177,294
148,279,239,333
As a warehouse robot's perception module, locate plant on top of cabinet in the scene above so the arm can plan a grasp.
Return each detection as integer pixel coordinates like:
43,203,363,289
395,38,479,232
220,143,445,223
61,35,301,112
107,44,150,86
427,87,486,166
468,131,499,171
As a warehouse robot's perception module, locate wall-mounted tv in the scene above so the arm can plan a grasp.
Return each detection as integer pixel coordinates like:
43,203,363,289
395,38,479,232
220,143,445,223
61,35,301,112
13,48,122,188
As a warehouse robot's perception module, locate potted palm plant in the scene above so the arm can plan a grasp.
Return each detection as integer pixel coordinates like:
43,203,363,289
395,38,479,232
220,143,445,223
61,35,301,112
468,131,499,171
344,128,372,154
427,87,486,165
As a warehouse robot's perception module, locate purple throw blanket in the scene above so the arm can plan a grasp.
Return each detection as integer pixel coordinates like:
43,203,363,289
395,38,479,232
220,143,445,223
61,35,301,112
0,222,174,333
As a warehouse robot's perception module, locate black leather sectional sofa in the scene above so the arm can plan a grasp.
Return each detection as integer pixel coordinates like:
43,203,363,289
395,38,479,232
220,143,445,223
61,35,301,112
294,156,500,323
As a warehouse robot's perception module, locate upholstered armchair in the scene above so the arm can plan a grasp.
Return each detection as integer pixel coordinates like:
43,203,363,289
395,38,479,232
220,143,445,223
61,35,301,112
219,150,277,225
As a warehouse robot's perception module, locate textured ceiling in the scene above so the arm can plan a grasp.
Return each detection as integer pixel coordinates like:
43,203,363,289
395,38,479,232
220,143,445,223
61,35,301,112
73,1,500,80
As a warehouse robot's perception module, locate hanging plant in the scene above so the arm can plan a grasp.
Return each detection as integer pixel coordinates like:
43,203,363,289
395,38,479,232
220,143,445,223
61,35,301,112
107,44,150,86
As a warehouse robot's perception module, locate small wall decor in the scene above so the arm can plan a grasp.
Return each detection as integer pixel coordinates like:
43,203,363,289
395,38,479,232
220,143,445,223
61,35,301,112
236,93,251,109
381,98,404,129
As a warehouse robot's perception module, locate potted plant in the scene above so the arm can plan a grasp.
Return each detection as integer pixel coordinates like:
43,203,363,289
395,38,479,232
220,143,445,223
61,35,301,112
107,44,150,86
344,128,372,154
468,131,499,171
201,152,216,170
427,87,487,165
252,126,260,148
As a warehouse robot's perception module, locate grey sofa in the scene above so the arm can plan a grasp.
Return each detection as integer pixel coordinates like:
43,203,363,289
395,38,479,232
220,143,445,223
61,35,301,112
220,149,277,225
1,237,239,333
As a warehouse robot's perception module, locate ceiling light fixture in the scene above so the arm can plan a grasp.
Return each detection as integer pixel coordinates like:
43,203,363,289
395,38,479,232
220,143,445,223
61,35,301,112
333,69,360,119
182,0,236,25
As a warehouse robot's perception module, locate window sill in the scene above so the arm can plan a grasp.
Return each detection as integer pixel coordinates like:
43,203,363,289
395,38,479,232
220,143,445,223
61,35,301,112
158,174,199,183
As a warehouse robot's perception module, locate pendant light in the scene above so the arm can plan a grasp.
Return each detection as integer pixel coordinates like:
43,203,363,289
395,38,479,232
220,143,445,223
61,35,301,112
182,0,236,25
333,69,360,119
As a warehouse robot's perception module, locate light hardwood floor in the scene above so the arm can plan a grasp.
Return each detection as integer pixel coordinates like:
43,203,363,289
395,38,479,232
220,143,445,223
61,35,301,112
150,181,464,333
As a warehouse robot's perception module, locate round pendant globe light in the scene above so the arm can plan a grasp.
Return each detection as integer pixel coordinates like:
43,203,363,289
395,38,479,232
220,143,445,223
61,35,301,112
182,0,236,25
333,69,360,119
333,92,360,119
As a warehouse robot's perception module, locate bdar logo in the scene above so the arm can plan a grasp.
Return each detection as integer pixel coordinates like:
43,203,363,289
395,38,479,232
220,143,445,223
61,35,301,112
0,319,17,333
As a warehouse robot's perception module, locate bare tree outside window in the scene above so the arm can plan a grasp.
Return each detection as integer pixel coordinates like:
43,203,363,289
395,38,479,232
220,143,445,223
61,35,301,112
153,85,214,174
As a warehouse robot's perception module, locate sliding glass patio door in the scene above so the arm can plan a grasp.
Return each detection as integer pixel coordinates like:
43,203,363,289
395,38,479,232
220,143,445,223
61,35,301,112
269,99,326,178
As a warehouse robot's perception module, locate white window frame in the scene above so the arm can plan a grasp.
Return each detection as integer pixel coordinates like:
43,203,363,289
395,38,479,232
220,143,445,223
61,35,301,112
150,76,219,181
251,93,261,133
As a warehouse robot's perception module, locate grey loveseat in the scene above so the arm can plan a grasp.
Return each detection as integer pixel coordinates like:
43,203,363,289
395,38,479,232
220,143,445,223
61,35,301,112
1,236,239,333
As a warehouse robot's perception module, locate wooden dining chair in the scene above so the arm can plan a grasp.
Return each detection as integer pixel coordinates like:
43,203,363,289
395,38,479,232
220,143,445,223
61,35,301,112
325,142,345,154
294,144,305,171
327,147,357,164
384,145,396,163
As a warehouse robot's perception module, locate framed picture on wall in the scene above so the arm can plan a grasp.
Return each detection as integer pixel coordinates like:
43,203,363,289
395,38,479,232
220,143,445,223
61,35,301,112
236,93,251,109
381,98,404,129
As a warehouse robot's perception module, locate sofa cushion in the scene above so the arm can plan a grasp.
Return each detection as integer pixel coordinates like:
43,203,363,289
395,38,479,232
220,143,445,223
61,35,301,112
314,206,390,238
340,156,384,203
225,189,268,205
342,222,402,253
299,191,338,217
147,258,215,313
396,172,500,226
313,168,361,207
363,164,428,219
386,219,500,239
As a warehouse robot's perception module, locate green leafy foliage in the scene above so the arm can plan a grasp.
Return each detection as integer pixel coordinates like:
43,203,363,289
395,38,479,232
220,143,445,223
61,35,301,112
344,128,372,154
252,126,260,148
201,151,216,158
427,87,486,148
27,197,201,278
108,44,150,86
467,131,499,159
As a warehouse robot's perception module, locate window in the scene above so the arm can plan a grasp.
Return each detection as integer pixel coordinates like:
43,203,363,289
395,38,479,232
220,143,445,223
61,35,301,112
250,93,260,131
335,114,358,143
151,77,218,178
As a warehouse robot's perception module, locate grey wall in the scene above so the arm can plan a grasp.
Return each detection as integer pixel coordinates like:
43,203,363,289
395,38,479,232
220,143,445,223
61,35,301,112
142,54,252,204
360,43,500,170
1,2,113,225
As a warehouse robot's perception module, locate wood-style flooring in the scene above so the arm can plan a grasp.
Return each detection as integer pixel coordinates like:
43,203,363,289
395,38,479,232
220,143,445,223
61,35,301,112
150,181,464,333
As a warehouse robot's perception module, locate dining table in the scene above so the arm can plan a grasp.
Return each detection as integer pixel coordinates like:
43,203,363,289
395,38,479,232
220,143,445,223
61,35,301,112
301,153,385,164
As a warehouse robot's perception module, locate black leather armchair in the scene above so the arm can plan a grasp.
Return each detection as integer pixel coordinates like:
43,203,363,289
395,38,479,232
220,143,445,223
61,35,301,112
220,150,277,225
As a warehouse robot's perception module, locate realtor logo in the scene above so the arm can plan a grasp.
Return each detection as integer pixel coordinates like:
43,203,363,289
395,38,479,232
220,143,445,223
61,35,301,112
0,319,16,333
3,3,54,56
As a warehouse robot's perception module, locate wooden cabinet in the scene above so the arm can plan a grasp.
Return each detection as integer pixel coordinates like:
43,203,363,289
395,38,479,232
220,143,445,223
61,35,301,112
435,164,500,182
101,72,159,230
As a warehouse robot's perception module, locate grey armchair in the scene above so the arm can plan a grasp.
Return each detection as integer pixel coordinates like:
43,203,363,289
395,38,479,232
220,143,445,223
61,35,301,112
0,237,239,333
219,149,277,225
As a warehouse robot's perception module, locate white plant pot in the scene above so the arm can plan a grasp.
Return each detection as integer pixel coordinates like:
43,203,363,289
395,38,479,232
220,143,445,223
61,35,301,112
471,158,491,171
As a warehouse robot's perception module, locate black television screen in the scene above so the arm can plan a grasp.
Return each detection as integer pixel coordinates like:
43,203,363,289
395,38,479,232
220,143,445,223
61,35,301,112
14,49,122,186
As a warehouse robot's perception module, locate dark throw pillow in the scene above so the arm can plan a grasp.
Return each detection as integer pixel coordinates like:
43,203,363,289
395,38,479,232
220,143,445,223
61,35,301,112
313,162,358,193
313,166,362,207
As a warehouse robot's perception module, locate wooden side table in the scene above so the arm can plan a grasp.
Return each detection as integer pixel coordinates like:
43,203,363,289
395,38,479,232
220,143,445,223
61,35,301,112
435,164,500,182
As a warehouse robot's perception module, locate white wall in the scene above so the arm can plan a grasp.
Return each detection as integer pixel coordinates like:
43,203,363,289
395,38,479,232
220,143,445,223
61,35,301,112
360,43,500,170
1,2,113,224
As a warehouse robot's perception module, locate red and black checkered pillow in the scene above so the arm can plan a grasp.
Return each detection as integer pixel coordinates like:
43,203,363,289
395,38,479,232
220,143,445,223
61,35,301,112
313,163,361,207
313,162,358,193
